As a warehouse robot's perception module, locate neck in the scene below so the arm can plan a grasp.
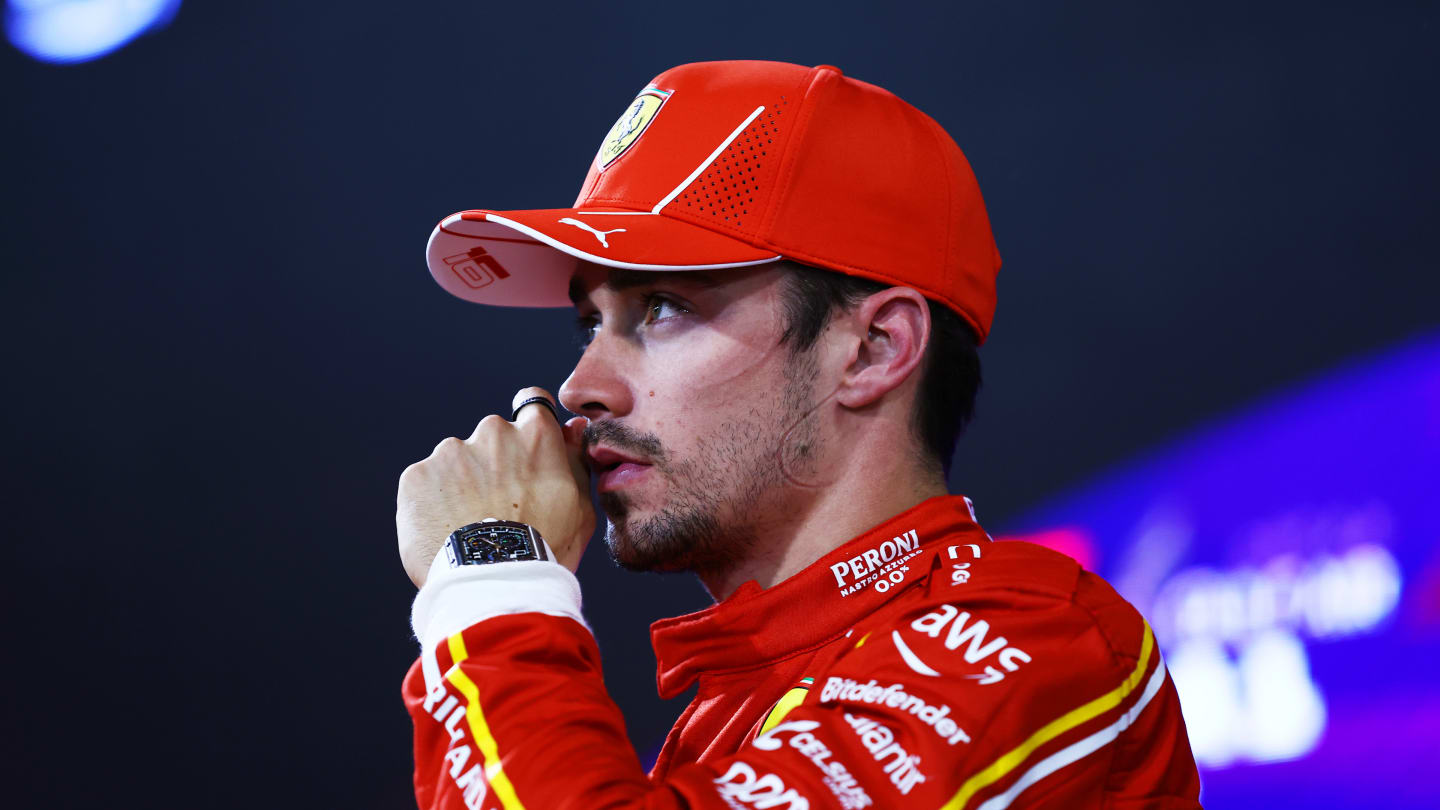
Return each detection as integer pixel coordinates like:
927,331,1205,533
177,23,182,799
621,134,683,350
696,453,949,601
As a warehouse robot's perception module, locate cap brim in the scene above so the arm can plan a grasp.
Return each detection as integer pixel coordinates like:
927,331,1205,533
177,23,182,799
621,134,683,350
425,208,782,307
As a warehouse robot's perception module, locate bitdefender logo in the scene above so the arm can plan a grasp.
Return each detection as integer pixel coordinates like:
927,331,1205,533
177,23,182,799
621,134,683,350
820,677,971,745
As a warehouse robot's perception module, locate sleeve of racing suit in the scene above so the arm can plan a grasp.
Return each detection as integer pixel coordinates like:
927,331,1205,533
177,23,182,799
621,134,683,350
403,556,1200,810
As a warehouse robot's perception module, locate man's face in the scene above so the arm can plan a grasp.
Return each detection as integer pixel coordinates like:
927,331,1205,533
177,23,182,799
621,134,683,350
559,263,825,575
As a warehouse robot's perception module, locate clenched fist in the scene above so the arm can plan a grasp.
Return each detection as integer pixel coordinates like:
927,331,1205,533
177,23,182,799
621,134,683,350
397,387,594,586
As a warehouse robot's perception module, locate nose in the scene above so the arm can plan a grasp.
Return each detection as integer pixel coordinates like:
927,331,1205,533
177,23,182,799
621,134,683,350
559,335,634,419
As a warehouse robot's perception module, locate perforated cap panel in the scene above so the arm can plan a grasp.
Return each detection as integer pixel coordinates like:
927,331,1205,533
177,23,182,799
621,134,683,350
675,96,790,229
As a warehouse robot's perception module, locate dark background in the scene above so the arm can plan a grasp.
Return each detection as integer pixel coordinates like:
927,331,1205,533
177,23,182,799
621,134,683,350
3,1,1435,807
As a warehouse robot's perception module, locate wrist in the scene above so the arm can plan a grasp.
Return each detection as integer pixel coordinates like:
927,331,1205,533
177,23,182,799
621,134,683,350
412,553,585,692
425,523,560,584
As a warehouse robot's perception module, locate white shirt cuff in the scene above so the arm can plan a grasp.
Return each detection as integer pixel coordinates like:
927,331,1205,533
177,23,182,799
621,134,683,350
411,542,587,693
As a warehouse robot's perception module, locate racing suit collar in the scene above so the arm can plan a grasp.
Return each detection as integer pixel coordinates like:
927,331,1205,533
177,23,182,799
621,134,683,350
650,494,990,698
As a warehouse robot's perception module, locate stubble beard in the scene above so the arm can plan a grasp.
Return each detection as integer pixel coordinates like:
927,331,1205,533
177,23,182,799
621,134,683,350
593,348,821,577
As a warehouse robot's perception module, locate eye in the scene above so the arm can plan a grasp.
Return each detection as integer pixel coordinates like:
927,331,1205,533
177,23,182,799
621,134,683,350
642,295,689,325
574,314,601,349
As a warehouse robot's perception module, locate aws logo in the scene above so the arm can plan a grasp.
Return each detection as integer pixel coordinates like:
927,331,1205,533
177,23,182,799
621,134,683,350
890,605,1032,685
597,85,671,169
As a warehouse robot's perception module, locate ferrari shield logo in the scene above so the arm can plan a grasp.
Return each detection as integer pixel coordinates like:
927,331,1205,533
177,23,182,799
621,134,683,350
597,86,671,169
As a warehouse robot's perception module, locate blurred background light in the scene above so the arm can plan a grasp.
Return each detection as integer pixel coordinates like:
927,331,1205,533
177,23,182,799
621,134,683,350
999,330,1440,807
5,0,180,64
5,3,1434,806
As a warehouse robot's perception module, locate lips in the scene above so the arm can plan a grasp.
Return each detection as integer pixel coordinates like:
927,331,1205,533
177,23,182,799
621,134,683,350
596,462,651,492
587,445,653,493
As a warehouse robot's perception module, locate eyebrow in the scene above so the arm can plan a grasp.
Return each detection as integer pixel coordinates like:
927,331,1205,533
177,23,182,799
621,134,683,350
567,269,726,305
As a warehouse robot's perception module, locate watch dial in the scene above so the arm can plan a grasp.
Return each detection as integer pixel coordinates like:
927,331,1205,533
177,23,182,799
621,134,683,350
456,524,533,564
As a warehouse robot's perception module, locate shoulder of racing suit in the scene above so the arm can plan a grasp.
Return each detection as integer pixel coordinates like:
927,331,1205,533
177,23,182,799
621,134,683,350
823,536,1157,711
748,539,1176,808
845,537,1147,694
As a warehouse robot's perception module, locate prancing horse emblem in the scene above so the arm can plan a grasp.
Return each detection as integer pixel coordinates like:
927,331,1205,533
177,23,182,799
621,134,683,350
597,85,671,168
559,217,626,248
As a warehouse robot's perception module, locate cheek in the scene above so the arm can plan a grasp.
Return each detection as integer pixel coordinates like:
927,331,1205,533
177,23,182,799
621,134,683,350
659,324,789,402
656,346,789,461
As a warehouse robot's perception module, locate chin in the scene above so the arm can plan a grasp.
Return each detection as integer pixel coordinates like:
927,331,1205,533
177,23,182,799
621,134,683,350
599,490,741,576
598,497,686,571
604,522,684,573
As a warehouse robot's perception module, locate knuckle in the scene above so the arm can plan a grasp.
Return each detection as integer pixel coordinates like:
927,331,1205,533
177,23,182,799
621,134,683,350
475,414,510,437
399,459,429,488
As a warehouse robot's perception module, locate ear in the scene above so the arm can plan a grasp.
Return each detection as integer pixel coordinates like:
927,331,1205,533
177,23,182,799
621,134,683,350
835,287,931,409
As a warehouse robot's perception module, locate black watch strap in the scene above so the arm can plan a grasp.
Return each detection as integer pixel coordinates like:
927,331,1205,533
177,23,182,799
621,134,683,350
444,520,549,567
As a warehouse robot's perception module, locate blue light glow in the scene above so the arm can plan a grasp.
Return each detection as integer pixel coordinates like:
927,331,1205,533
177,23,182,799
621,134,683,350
1001,331,1440,809
6,0,181,64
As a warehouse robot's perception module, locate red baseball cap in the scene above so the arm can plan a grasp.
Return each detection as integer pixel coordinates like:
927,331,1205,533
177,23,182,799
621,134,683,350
425,60,1001,341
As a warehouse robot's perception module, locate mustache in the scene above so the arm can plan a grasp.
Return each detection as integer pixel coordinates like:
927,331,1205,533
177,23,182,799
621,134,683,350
582,420,666,463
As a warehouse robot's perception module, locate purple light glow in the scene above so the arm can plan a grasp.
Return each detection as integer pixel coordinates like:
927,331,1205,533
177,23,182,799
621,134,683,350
1003,331,1440,809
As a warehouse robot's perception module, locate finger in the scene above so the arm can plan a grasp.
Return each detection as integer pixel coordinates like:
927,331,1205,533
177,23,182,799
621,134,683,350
466,413,510,443
563,415,589,449
563,416,592,491
510,386,562,427
563,416,590,468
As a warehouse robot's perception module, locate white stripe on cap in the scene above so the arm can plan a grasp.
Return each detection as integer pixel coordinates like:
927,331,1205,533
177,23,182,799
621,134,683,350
483,213,780,272
651,105,767,214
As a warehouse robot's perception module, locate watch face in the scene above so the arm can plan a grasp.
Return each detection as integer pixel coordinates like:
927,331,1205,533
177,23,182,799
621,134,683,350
451,523,539,564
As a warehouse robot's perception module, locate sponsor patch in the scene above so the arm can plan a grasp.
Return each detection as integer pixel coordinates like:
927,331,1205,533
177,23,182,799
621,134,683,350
895,604,1033,684
443,246,511,290
753,721,873,809
423,683,488,809
758,677,814,736
714,761,810,810
842,714,928,796
831,529,923,597
557,217,626,248
819,677,970,744
597,85,671,169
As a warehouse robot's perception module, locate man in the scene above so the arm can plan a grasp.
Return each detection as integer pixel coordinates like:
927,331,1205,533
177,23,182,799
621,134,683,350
398,60,1202,809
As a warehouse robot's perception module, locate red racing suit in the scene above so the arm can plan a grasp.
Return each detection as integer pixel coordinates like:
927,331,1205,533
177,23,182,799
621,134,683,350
403,495,1202,809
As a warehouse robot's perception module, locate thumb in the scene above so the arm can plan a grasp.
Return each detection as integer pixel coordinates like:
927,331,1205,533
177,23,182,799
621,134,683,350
563,416,591,485
563,416,589,451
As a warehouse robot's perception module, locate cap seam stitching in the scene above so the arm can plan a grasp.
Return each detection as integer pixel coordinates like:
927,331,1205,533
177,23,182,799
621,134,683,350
920,113,957,317
584,194,668,210
759,69,829,239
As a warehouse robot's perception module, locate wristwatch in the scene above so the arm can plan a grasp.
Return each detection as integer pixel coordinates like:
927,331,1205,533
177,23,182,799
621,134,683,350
444,519,549,567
